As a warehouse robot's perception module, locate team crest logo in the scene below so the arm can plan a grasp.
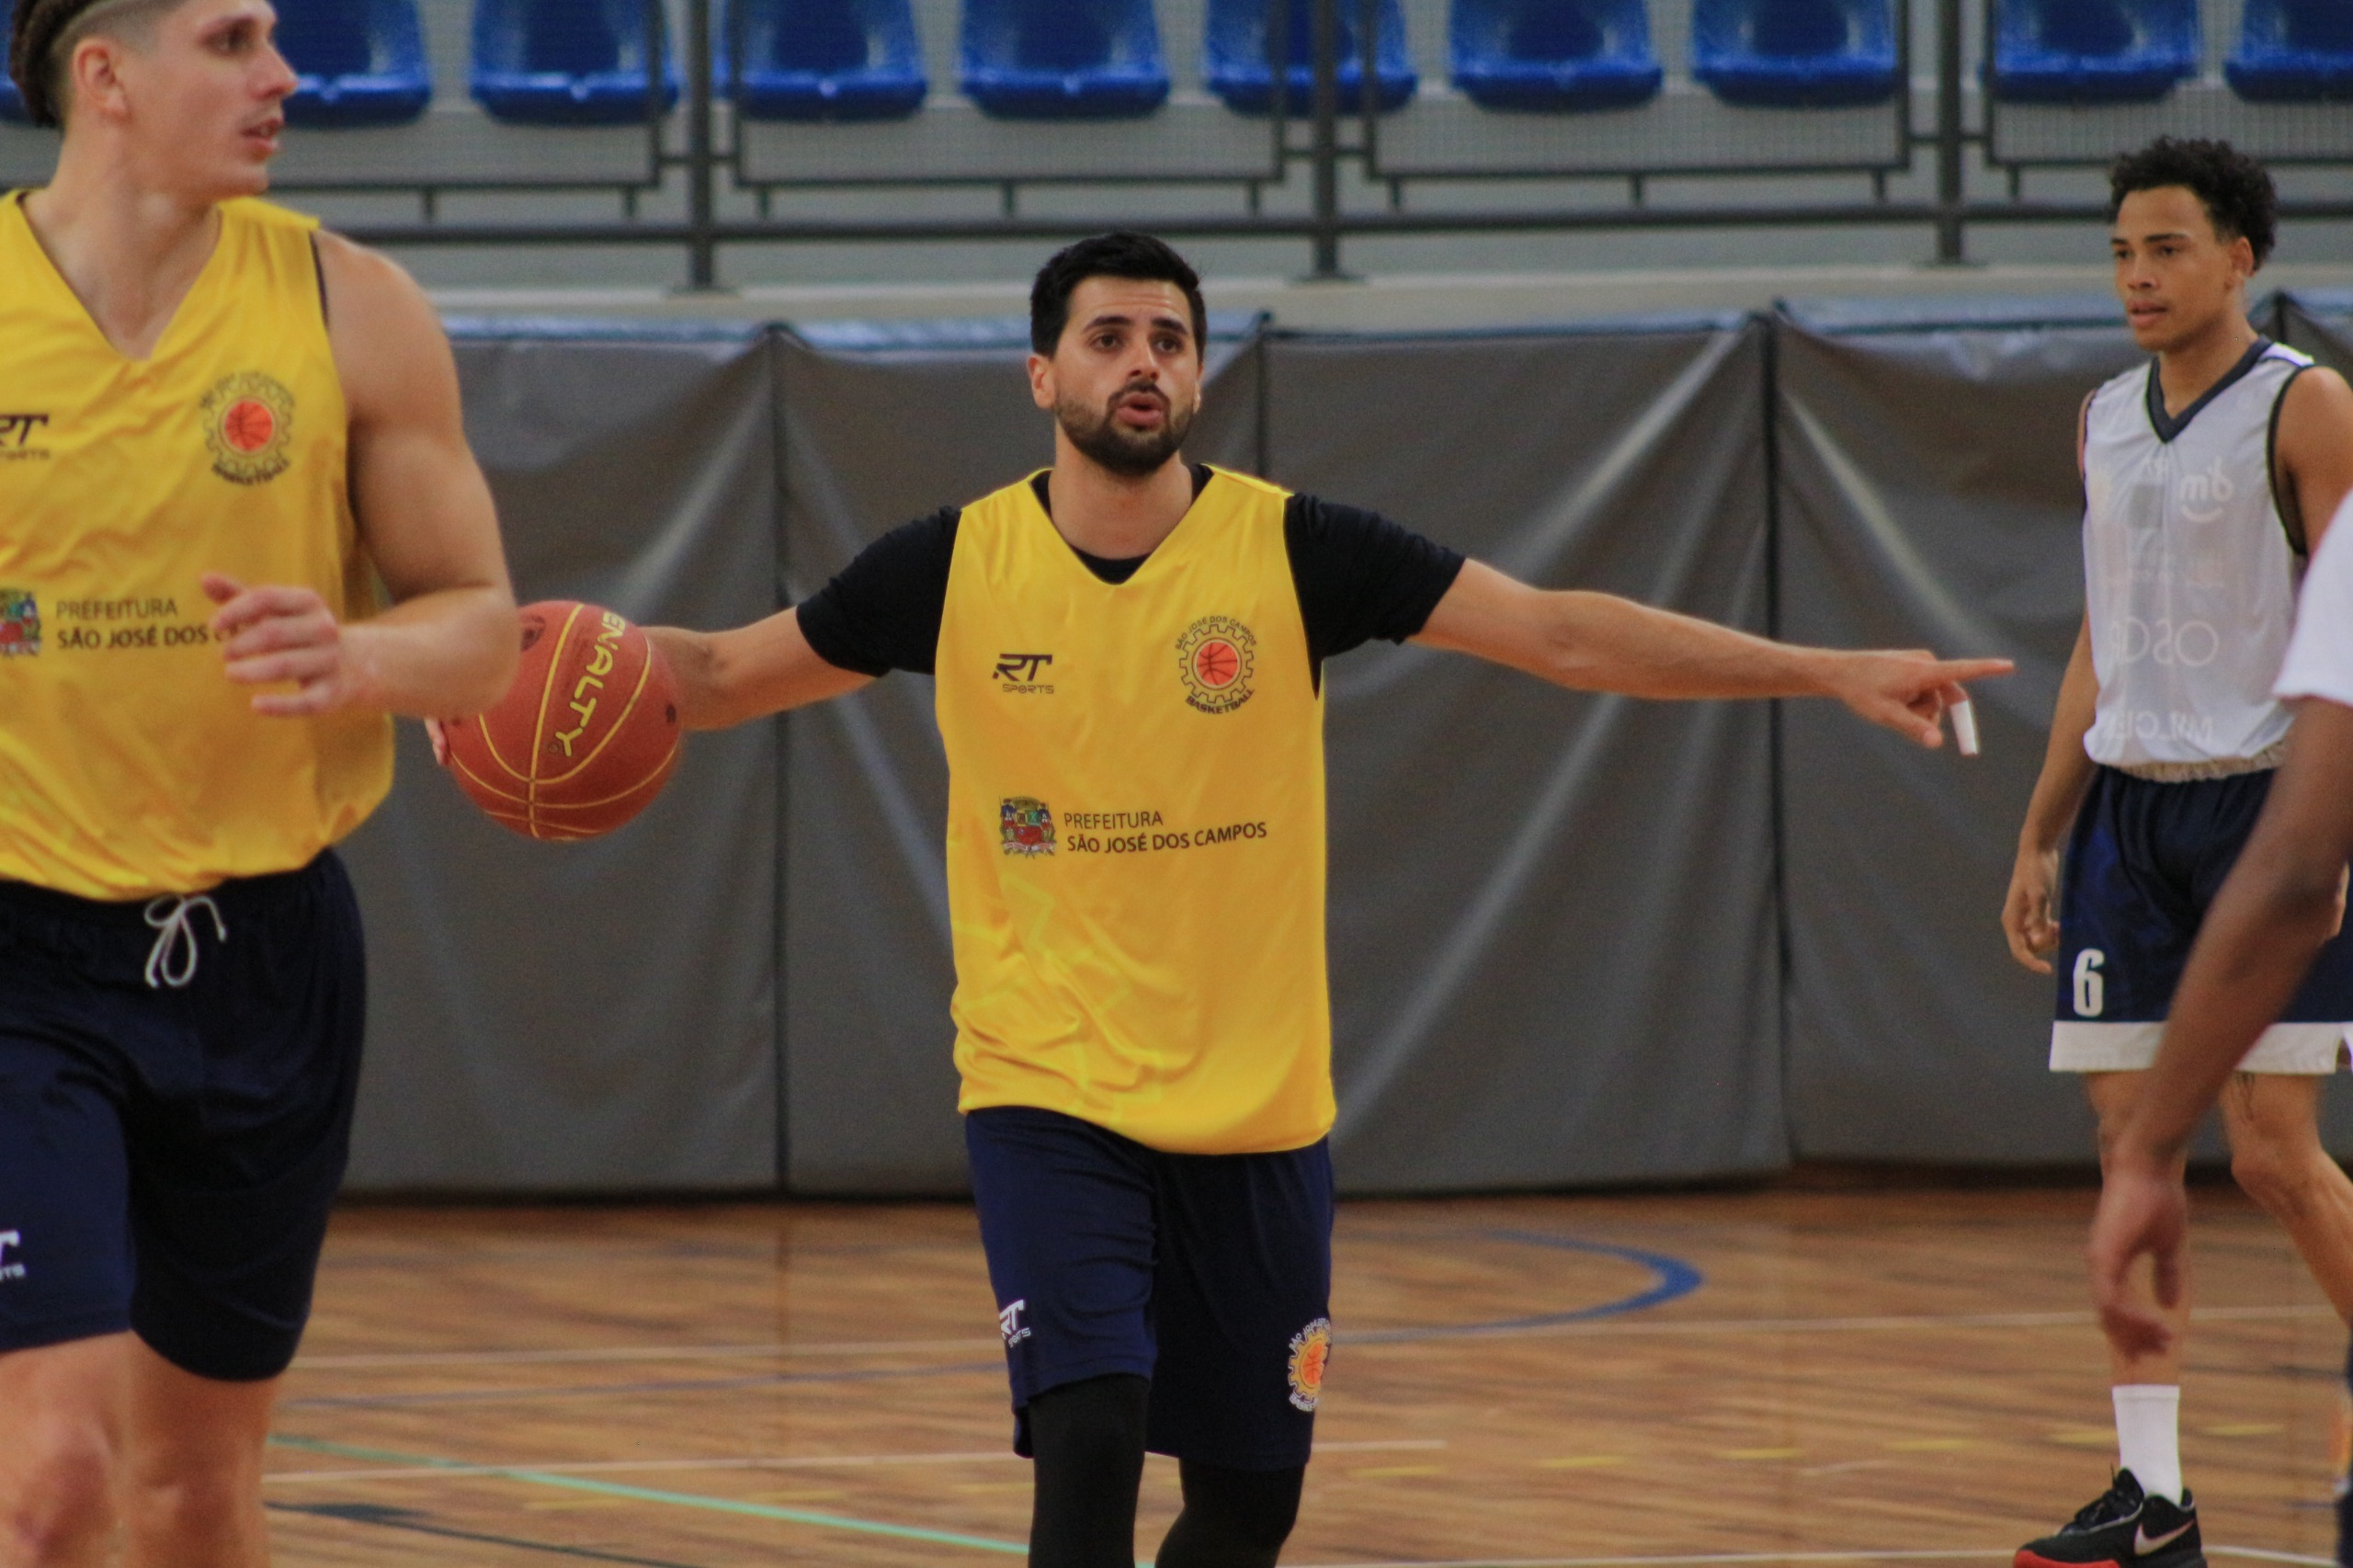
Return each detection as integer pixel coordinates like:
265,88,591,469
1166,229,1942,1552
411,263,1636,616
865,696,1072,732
1286,1317,1331,1412
200,372,296,485
0,588,39,657
1000,797,1056,857
1176,616,1255,714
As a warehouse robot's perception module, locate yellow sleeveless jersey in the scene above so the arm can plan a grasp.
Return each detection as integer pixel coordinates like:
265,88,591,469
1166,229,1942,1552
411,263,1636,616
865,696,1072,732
0,193,392,900
936,468,1335,1155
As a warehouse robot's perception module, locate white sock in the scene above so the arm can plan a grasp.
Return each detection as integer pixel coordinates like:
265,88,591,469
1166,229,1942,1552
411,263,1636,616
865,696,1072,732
2114,1384,2183,1504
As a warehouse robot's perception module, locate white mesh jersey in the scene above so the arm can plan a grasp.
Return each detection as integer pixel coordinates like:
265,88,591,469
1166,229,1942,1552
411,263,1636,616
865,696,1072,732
2081,337,2313,769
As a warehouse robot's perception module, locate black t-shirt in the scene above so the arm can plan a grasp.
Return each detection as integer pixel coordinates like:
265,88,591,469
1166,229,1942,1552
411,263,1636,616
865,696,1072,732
797,466,1466,689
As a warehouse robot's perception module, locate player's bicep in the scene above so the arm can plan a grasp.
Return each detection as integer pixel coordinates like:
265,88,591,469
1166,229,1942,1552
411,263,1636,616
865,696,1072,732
2279,368,2353,555
1412,560,1556,672
321,234,510,605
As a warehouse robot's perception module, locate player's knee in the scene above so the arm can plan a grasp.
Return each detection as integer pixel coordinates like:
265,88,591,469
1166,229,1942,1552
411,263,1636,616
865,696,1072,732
2,1433,119,1565
1157,1461,1302,1568
119,1461,259,1561
2232,1134,2325,1217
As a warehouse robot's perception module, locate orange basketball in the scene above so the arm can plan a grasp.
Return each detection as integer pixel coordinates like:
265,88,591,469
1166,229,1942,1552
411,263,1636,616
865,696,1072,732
439,600,683,842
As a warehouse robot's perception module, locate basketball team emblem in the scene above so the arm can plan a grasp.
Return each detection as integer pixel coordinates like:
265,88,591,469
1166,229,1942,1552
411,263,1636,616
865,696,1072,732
1176,615,1256,714
1000,797,1056,856
1286,1317,1331,1411
200,372,296,485
0,588,40,657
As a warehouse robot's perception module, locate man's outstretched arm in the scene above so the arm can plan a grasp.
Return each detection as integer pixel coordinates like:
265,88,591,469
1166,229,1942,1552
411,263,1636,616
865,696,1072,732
645,608,874,732
2088,697,2353,1356
1414,561,2012,746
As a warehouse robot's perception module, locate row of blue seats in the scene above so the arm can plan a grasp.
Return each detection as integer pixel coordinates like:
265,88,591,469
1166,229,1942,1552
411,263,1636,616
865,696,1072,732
1,0,2346,128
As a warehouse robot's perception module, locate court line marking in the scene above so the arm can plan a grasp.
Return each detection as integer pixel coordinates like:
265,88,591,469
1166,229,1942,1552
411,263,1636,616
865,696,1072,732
1347,1233,1703,1344
296,1337,1005,1369
262,1438,1446,1484
264,1441,2333,1568
267,1500,704,1567
278,1358,1010,1412
287,1303,2336,1373
268,1436,1028,1556
1279,1544,2325,1553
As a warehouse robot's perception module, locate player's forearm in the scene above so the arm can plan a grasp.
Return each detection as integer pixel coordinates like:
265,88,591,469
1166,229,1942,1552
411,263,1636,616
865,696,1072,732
2018,622,2099,855
1530,591,1842,699
645,612,872,731
345,584,517,717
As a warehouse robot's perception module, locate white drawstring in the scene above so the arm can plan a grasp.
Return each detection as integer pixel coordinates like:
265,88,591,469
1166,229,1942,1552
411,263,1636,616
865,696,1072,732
142,895,227,990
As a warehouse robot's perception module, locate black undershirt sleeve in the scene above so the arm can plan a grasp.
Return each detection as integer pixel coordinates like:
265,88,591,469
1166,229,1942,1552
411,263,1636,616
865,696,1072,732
1282,494,1466,687
794,507,961,676
792,481,1467,687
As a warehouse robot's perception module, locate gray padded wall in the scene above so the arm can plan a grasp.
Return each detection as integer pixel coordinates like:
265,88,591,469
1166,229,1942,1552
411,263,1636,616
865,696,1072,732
335,301,2352,1195
341,329,782,1191
1267,324,1788,1190
2282,291,2353,379
1773,298,2343,1162
778,327,1266,1193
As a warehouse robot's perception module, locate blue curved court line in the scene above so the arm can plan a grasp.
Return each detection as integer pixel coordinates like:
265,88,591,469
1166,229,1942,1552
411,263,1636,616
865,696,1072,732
268,1435,1028,1556
1340,1232,1704,1345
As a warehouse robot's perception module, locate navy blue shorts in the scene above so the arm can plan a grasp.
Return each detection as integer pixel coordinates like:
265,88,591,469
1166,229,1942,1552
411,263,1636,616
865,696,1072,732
2052,766,2353,1073
964,1106,1335,1471
0,852,366,1381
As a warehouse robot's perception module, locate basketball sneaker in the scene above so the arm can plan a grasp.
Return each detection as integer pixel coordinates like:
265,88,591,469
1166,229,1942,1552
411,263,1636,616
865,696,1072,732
2014,1470,2204,1568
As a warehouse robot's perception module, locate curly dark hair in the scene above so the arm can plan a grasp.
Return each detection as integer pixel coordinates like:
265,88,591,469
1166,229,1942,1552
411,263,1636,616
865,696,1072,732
9,0,176,129
1030,233,1208,358
2109,137,2279,267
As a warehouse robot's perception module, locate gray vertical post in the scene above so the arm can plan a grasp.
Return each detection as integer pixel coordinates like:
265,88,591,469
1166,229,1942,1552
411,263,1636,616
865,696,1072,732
1935,0,1965,263
687,0,720,290
1309,0,1344,278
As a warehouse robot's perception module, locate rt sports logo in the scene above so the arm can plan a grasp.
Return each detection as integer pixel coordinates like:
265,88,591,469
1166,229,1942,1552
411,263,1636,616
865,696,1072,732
0,1231,24,1282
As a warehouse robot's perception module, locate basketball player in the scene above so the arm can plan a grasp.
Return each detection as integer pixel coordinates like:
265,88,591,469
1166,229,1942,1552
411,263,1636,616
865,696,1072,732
2000,138,2353,1568
0,1,516,1563
646,230,2007,1568
2086,487,2353,1567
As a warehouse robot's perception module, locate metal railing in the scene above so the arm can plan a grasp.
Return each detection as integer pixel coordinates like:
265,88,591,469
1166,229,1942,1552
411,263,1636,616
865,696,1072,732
5,0,2345,284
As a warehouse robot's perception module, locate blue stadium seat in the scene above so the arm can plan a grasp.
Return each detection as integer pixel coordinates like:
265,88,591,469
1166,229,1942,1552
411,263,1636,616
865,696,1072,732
277,0,434,129
725,0,927,119
1987,0,2198,104
472,0,681,125
0,78,26,123
1690,0,1899,108
1451,0,1662,111
960,0,1170,119
1205,0,1418,114
2227,0,2353,101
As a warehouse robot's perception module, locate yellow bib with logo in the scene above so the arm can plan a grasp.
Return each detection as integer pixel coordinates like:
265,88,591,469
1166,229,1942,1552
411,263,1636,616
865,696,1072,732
0,194,392,900
935,467,1335,1154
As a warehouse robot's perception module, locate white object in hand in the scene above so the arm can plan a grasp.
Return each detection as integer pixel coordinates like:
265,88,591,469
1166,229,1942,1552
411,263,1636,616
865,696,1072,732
1949,696,1981,757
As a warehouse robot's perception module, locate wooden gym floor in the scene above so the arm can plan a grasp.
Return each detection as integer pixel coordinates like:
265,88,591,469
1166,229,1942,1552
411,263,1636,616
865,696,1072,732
264,1183,2345,1567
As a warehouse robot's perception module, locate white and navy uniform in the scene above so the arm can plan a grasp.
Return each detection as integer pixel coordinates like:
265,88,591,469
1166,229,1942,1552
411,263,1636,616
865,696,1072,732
2052,337,2353,1073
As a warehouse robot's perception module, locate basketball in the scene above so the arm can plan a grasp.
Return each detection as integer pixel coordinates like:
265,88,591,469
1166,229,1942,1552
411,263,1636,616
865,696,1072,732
438,600,682,842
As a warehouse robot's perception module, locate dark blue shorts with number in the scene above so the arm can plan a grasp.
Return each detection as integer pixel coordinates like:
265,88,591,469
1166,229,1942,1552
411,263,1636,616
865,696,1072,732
0,852,366,1381
964,1105,1335,1471
2057,765,2353,1028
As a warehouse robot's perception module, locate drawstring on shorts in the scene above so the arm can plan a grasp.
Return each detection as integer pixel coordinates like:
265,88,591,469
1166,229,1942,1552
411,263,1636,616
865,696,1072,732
143,895,227,989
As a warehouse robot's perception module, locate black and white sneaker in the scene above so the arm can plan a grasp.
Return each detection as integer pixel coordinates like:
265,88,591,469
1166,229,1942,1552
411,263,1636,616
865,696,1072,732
2015,1470,2204,1568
